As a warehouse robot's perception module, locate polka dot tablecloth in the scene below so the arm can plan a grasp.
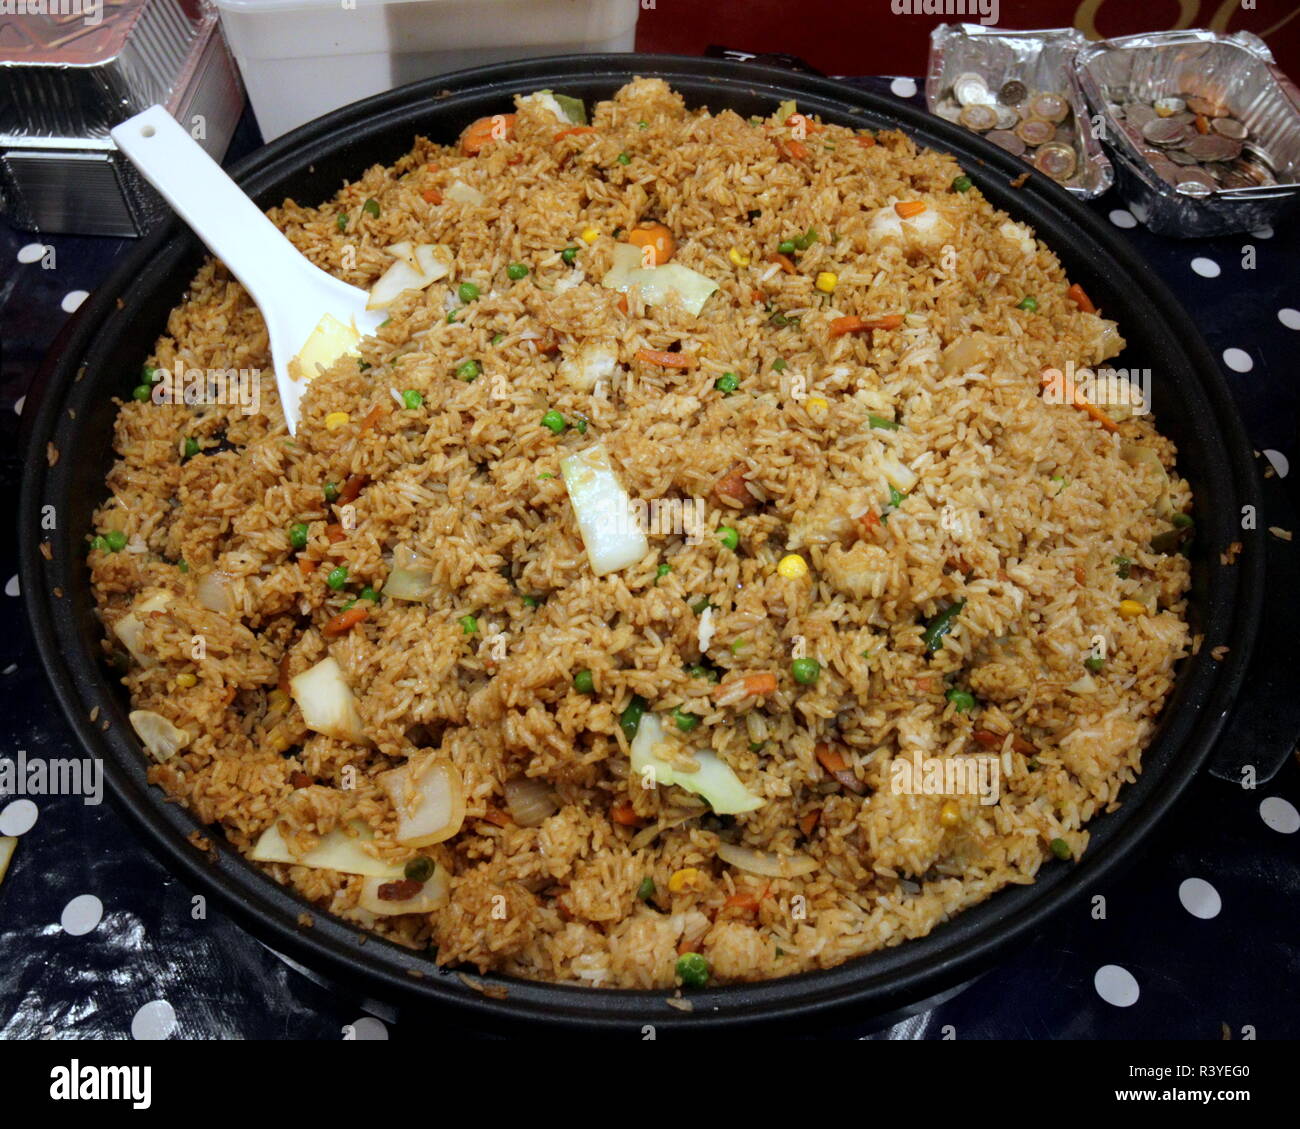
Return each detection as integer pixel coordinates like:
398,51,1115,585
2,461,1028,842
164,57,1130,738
2,86,1298,1040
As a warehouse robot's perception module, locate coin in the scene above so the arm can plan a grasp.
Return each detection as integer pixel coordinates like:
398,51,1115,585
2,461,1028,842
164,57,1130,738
1153,96,1186,118
999,80,1027,105
994,104,1021,130
1141,118,1190,146
1033,142,1077,181
934,100,963,123
954,73,993,106
985,129,1026,156
1166,149,1200,166
1027,91,1069,123
1183,134,1242,162
1015,118,1055,146
958,104,999,132
1212,116,1247,140
1174,168,1217,193
1053,123,1075,144
1123,103,1157,128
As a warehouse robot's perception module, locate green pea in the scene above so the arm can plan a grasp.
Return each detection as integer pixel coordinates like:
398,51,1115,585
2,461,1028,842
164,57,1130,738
323,483,340,503
637,121,648,130
522,594,542,608
142,364,160,383
541,409,566,434
326,565,348,590
561,246,579,265
289,523,309,551
573,668,595,694
491,333,505,345
637,876,655,900
90,536,108,553
672,706,699,733
447,309,459,324
404,857,434,883
458,614,478,634
675,952,709,989
1017,296,1039,312
772,358,787,372
1113,555,1132,579
105,530,127,553
793,228,819,250
575,419,588,434
619,695,647,741
717,525,739,551
507,263,529,280
868,414,900,430
183,437,200,458
1084,656,1105,673
791,657,821,685
655,563,671,582
1172,513,1194,529
687,663,718,683
951,174,973,193
131,384,152,403
401,389,423,410
617,152,631,165
178,560,189,573
362,198,380,218
456,359,481,382
1050,838,1072,860
360,587,379,603
714,372,739,396
946,688,975,712
457,281,480,303
777,239,796,255
336,213,348,232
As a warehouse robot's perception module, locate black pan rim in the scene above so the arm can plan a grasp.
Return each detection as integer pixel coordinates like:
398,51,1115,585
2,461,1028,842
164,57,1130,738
19,54,1264,1032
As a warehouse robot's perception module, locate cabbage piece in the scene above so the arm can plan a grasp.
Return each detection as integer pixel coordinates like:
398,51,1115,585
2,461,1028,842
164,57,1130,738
251,820,402,878
630,713,765,815
560,443,649,576
112,591,172,667
289,656,367,745
601,242,718,317
367,243,452,309
128,710,190,762
289,313,361,382
521,90,586,125
358,866,450,915
379,754,465,846
382,544,433,601
446,180,485,206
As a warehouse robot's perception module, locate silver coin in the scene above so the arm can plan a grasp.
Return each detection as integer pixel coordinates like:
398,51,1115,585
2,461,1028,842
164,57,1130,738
985,129,1026,156
1124,103,1158,128
934,100,963,123
1174,168,1217,193
1184,134,1241,162
959,104,999,132
1212,116,1247,140
994,104,1021,130
1142,118,1190,146
1166,149,1200,165
953,72,993,106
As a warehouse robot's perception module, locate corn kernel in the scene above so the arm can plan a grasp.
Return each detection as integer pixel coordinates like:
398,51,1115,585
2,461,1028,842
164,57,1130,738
728,247,751,267
1118,599,1147,619
581,227,600,244
939,799,961,828
815,271,838,293
668,867,700,893
324,411,351,431
176,672,197,689
806,396,829,418
777,553,809,580
268,689,290,712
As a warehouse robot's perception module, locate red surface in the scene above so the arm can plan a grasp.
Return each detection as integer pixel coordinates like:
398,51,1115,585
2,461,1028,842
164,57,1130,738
635,0,1299,81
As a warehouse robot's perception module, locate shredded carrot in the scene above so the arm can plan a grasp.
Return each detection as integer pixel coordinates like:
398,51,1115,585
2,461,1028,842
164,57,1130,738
616,293,629,315
858,509,882,534
626,221,675,265
829,313,903,336
553,126,597,141
769,252,797,275
325,523,345,544
973,728,1036,755
785,113,824,134
777,137,809,161
425,163,439,173
713,671,777,700
635,347,697,370
421,187,443,205
815,742,848,774
751,289,766,304
854,133,876,148
296,556,317,576
610,801,641,826
914,676,935,692
336,473,369,506
277,654,293,695
360,404,386,433
1039,368,1118,433
482,806,513,827
223,686,237,707
460,113,515,156
894,201,927,218
798,810,821,837
1065,283,1096,314
323,607,369,637
724,891,761,911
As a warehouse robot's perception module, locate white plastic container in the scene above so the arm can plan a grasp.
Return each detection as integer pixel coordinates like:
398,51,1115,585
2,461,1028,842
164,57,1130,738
212,0,640,140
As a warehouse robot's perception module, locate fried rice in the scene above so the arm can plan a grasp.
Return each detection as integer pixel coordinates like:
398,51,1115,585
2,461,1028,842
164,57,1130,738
88,78,1192,989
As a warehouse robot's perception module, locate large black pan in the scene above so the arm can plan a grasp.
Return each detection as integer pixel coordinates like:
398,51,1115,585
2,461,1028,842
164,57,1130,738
18,55,1299,1033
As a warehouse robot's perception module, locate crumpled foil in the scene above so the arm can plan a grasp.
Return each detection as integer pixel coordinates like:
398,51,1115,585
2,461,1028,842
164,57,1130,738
926,23,1113,200
1075,29,1300,238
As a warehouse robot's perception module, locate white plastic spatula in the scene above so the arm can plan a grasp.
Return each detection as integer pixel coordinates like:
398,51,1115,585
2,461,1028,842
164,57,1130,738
110,105,385,434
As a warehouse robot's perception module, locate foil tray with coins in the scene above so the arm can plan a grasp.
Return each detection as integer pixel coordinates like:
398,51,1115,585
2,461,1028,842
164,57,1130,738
925,24,1112,200
1076,30,1300,238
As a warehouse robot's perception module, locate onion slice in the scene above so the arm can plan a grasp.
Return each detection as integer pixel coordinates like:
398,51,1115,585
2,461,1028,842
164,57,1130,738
112,590,172,667
358,865,450,915
290,656,368,745
630,713,765,815
716,840,818,878
128,710,190,762
196,569,234,616
502,775,560,828
250,820,402,878
380,754,466,846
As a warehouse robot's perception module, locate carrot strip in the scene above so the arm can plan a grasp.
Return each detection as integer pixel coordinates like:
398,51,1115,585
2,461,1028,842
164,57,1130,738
482,806,513,827
553,126,597,141
894,201,927,218
336,473,369,506
421,187,443,205
360,404,386,433
626,222,675,265
322,607,369,637
1065,283,1096,314
854,133,876,148
277,654,293,695
325,523,345,544
296,556,317,576
610,801,641,827
724,891,761,911
616,293,629,315
784,113,824,134
778,138,809,161
1039,368,1117,433
769,252,797,275
815,742,848,774
460,113,515,156
635,347,697,370
830,313,903,337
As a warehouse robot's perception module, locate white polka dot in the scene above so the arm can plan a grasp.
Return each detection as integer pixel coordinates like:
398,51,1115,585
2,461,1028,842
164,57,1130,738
1222,348,1253,373
1260,796,1299,834
1178,877,1221,919
13,396,24,416
4,575,18,598
131,999,176,1040
60,290,89,313
1094,964,1140,1007
890,77,918,99
1263,449,1290,478
1108,209,1137,229
0,799,38,837
61,894,104,936
349,1016,388,1040
1251,225,1273,239
17,242,46,264
1190,256,1220,278
1278,308,1300,330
